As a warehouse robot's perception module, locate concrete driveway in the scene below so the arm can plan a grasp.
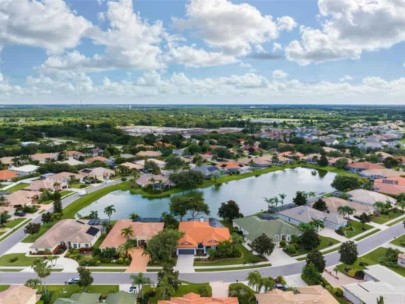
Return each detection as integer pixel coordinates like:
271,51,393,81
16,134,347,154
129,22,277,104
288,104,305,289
126,248,149,273
174,255,195,273
266,248,297,266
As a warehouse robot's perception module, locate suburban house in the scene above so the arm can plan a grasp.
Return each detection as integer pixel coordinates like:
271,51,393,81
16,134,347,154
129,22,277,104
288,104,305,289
359,168,402,180
0,169,18,182
216,161,245,173
233,216,301,243
30,153,58,164
30,219,101,253
317,197,374,216
255,285,338,304
192,165,221,179
5,190,41,207
48,172,81,184
99,220,164,249
9,165,39,176
136,150,163,158
25,179,61,192
135,174,173,190
0,156,14,166
177,221,231,255
347,189,396,206
65,150,85,160
347,162,384,172
79,167,115,180
342,265,405,304
134,159,166,171
84,156,113,165
55,293,101,304
277,206,347,230
373,176,405,196
118,162,140,171
105,291,137,304
158,292,238,304
0,285,39,304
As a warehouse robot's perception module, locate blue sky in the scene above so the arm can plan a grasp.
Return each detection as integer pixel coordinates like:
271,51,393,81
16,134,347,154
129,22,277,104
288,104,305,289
0,0,404,104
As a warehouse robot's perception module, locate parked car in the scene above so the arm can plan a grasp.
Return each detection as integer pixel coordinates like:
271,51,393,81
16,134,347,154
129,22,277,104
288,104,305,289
65,277,80,285
275,283,289,290
14,210,26,217
129,286,137,293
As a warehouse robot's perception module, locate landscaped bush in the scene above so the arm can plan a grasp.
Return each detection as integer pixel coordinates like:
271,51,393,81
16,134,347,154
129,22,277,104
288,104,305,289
9,257,18,263
334,288,343,297
279,240,286,248
198,285,211,297
228,283,255,304
208,241,241,260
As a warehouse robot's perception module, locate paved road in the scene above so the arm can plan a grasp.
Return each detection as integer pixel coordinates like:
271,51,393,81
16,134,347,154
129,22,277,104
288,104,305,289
0,221,403,285
0,180,122,256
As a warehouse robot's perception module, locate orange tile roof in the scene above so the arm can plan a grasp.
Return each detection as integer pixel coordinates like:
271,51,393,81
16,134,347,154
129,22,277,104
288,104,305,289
0,170,18,181
85,156,109,163
178,221,231,248
216,161,243,169
348,162,384,170
374,177,405,196
158,292,238,304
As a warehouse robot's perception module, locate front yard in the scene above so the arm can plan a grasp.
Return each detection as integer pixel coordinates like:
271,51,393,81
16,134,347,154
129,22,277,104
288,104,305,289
336,247,405,278
286,236,340,257
372,210,404,224
193,244,265,266
0,253,37,266
343,221,373,239
3,183,29,193
391,234,405,248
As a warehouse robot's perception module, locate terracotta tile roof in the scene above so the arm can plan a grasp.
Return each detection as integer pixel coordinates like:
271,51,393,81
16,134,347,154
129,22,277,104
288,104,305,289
30,153,58,162
85,156,109,163
216,161,243,169
0,285,38,304
178,221,231,248
0,170,18,181
158,292,238,304
5,190,41,206
348,162,384,170
374,177,405,196
100,220,164,249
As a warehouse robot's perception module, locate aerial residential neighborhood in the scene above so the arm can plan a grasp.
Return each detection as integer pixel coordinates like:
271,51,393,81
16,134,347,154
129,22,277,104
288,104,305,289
1,0,405,303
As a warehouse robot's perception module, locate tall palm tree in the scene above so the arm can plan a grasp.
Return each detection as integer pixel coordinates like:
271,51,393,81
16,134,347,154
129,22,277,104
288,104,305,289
309,219,325,231
159,273,175,299
337,206,356,219
261,277,275,292
31,258,51,293
131,273,152,298
247,271,262,293
278,193,286,205
264,196,279,213
104,205,116,223
121,226,135,241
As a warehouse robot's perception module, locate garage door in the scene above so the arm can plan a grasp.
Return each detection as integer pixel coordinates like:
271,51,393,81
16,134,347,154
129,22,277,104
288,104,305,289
178,249,195,255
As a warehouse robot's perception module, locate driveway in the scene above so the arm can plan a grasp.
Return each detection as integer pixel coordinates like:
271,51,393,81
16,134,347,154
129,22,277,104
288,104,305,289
174,255,195,273
126,248,149,273
266,248,297,266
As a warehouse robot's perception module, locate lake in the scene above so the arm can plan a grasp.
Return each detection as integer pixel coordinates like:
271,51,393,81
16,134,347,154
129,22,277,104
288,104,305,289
77,167,336,220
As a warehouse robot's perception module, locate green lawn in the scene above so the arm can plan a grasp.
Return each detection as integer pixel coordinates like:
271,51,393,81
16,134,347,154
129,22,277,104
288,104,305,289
41,284,119,304
21,222,54,243
0,285,9,292
336,247,405,278
59,190,74,197
344,221,373,239
193,244,265,266
391,234,405,248
372,211,404,224
3,183,29,192
142,282,211,303
0,253,38,266
69,182,88,189
89,269,126,272
3,218,26,229
287,236,340,257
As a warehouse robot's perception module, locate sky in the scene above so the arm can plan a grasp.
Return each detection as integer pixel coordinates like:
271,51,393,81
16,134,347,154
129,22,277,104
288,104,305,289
0,0,405,105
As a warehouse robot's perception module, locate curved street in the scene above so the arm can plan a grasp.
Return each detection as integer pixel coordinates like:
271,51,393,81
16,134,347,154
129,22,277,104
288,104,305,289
0,220,403,285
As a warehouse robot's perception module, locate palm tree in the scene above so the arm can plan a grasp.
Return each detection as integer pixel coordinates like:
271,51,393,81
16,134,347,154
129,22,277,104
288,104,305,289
31,258,51,293
104,205,116,223
337,206,356,219
309,219,325,231
396,199,405,211
131,273,152,298
374,201,388,215
264,196,279,213
121,226,134,241
261,277,275,292
231,233,244,245
159,272,175,299
247,271,262,293
278,193,286,205
117,242,133,258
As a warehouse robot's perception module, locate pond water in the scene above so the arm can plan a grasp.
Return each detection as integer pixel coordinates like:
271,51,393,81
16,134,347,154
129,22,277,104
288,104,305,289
77,167,336,220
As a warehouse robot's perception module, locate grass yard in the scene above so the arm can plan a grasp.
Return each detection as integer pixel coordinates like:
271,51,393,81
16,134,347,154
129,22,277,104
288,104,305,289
0,285,10,292
3,218,26,229
3,183,29,193
21,222,54,243
372,211,404,224
142,282,211,303
336,247,405,278
287,236,340,257
59,190,74,197
193,244,265,266
69,182,88,189
89,268,126,272
391,234,405,248
0,253,38,266
40,284,119,304
344,221,373,239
